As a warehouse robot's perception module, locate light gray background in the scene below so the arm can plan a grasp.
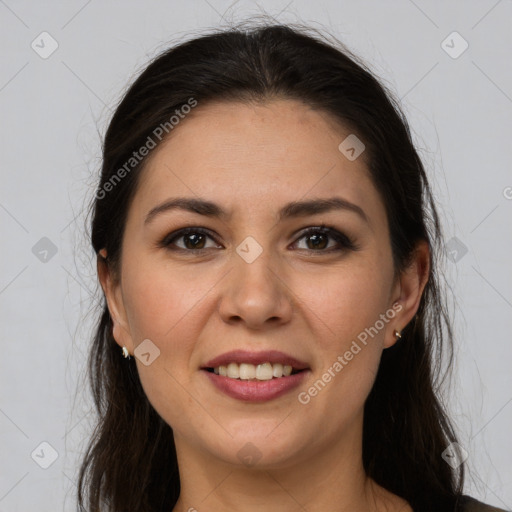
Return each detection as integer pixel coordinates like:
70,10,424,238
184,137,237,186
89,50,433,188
1,1,511,510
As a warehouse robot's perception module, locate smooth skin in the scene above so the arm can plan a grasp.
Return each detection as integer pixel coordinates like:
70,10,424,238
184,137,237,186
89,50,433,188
98,99,429,511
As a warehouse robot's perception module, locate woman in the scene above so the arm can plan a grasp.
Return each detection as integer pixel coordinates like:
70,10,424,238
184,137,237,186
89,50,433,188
78,23,507,511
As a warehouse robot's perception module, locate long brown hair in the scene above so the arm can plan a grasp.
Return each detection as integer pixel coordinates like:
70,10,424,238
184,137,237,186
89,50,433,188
78,22,464,511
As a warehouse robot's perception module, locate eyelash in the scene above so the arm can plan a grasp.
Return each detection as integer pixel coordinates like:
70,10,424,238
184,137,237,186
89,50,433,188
158,224,358,255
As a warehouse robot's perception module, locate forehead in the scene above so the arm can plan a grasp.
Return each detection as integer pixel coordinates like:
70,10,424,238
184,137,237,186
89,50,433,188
129,99,384,224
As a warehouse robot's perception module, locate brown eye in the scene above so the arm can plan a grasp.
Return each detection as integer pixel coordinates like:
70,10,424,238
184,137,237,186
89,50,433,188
160,228,221,252
182,233,206,249
303,232,329,250
293,226,357,253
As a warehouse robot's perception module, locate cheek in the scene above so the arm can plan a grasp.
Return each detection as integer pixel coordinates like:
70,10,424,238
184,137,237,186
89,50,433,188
292,261,392,413
121,298,199,434
122,257,213,344
295,259,392,347
119,258,222,428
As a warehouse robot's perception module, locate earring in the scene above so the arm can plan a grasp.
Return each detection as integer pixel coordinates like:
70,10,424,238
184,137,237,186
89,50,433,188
394,329,402,340
121,346,131,359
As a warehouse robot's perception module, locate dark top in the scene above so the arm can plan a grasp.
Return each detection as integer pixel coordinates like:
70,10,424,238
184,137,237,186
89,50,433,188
459,495,510,512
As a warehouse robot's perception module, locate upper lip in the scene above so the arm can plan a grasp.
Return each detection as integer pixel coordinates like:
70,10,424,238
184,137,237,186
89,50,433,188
203,350,310,370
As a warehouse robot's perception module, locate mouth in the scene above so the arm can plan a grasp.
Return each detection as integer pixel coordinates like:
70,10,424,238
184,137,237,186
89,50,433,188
201,350,310,402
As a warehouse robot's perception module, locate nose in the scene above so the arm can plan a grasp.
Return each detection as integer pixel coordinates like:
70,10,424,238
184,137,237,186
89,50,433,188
217,248,293,330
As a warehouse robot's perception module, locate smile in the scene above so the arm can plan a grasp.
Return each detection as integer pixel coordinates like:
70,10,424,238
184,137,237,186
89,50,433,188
201,350,310,402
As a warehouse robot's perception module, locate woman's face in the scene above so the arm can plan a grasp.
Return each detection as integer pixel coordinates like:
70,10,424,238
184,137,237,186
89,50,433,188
102,99,423,469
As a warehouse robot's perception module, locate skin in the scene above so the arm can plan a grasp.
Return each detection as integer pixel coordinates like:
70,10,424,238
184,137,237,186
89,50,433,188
98,99,429,512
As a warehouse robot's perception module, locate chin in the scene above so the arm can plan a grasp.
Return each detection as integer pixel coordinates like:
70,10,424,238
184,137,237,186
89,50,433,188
204,422,311,469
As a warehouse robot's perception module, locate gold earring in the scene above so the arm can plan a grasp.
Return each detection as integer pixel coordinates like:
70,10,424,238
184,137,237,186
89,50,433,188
394,329,402,340
121,346,131,359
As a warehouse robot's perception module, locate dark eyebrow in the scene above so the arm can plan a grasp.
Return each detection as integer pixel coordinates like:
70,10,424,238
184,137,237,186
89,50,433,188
145,198,229,225
278,197,368,224
144,197,369,225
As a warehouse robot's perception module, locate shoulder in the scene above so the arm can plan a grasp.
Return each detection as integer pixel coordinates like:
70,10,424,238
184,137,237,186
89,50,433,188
458,495,510,512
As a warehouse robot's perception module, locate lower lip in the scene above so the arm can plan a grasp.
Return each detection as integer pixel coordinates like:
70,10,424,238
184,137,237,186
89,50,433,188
202,369,309,402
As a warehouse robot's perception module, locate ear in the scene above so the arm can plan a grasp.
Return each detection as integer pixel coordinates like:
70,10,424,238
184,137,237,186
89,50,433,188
384,240,430,349
97,249,135,355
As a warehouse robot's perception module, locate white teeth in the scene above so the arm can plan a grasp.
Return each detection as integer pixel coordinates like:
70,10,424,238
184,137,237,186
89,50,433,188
227,363,239,379
211,362,300,380
272,363,283,378
255,363,273,380
239,363,256,380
